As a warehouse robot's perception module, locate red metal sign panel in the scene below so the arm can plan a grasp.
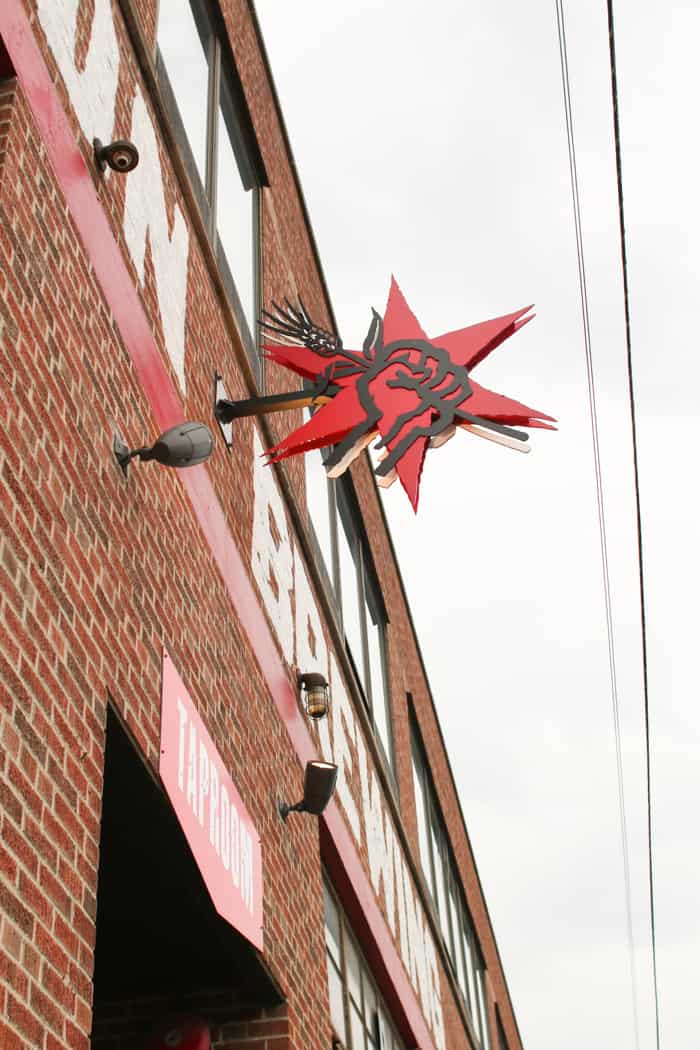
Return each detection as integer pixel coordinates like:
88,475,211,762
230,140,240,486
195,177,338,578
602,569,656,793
259,284,555,510
159,650,263,951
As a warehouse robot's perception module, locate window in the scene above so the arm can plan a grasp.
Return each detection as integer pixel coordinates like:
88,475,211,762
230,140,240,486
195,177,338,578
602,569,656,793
475,952,492,1049
304,447,394,774
336,492,366,688
156,0,263,379
323,880,406,1050
462,920,479,1023
215,72,257,341
304,439,334,585
410,724,432,883
336,485,394,765
410,717,492,1047
364,574,391,766
156,0,209,186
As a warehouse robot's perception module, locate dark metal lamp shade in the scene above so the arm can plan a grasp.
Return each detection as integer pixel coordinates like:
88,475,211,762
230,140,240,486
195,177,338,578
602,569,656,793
142,422,214,468
114,422,214,475
279,761,338,822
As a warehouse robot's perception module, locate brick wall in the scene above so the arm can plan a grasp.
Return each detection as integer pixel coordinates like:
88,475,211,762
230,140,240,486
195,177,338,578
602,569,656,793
0,69,330,1048
90,994,288,1050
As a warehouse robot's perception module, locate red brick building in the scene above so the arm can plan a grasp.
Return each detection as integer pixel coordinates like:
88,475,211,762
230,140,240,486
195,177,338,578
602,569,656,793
0,2,523,1048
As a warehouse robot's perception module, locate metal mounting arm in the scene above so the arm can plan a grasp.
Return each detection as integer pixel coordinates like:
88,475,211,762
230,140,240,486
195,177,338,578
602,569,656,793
214,385,339,425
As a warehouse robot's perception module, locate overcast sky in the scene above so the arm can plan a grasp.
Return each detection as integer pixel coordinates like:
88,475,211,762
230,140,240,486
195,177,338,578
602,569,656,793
253,2,699,1048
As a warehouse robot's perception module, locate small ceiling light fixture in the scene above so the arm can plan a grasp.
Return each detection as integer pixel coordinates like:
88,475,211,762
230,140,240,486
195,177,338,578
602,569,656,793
93,137,139,174
279,761,338,822
114,421,214,476
297,670,330,720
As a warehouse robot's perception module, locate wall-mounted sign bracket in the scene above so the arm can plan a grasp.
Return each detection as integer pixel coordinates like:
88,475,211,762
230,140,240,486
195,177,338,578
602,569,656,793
215,384,337,425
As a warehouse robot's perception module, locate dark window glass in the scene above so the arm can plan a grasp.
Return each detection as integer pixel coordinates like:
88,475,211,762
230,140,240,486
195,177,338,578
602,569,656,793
463,922,479,1024
337,499,366,690
411,717,493,1044
411,740,433,888
476,958,492,1049
301,410,394,774
431,822,451,948
449,878,468,997
334,483,394,771
364,573,392,765
216,72,256,341
157,0,260,377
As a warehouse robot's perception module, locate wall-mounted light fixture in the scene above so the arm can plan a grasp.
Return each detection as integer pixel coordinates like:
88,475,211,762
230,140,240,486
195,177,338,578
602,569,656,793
297,670,330,720
279,761,338,822
93,137,139,174
114,422,214,476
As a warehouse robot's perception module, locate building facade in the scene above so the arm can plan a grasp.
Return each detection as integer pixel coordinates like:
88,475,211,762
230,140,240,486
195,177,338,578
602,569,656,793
0,2,523,1048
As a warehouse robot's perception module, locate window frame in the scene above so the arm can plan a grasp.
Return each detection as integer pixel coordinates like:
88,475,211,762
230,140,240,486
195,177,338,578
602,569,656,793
155,0,264,383
410,713,493,1048
304,441,395,776
323,878,406,1050
336,479,394,773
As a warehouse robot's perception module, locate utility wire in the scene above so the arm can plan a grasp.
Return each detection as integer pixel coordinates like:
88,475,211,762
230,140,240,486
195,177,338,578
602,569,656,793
553,2,641,1048
605,2,661,1047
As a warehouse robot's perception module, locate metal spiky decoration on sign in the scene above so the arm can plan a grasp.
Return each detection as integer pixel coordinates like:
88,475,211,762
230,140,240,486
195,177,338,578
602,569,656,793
216,278,556,511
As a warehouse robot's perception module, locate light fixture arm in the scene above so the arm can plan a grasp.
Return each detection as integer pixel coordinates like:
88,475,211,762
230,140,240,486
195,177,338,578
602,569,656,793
278,799,305,823
113,436,151,474
278,760,338,823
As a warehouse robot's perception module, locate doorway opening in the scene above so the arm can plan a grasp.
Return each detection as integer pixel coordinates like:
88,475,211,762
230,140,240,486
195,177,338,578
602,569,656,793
90,705,282,1049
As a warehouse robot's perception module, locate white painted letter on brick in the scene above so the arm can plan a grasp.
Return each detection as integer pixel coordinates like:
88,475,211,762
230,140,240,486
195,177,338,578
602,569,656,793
123,89,189,393
326,653,361,843
357,735,396,936
251,430,294,664
37,0,120,146
294,542,328,681
314,657,363,844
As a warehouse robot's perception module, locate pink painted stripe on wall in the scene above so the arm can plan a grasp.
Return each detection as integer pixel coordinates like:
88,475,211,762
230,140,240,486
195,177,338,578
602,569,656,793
0,7,436,1048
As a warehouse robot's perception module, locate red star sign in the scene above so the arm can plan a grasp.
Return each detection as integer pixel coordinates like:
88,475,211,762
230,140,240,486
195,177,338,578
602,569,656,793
261,278,556,511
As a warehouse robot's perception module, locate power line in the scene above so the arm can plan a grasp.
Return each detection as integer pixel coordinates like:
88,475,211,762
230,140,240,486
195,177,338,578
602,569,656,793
605,2,661,1047
553,2,641,1048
